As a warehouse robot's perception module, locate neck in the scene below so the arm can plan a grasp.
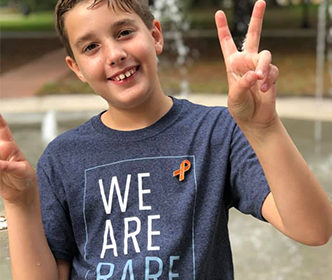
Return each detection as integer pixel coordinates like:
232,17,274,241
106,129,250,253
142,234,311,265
101,93,173,131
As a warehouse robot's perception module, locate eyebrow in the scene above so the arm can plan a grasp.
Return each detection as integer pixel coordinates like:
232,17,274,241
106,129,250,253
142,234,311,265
74,18,138,49
74,32,95,49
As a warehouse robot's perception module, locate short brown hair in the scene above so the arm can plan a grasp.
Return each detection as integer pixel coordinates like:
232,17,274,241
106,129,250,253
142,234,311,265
55,0,155,59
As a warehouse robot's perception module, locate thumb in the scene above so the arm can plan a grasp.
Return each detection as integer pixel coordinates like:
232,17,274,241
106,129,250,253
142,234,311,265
0,160,34,180
229,71,258,103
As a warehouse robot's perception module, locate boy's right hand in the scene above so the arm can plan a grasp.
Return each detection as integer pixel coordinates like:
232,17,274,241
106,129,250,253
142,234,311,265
215,0,279,131
0,114,37,205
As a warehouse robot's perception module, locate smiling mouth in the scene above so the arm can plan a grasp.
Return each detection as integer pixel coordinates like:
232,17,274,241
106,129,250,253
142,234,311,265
109,66,139,82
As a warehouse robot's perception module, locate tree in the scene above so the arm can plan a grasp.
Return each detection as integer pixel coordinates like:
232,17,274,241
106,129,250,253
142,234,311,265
302,0,310,28
233,0,254,46
15,0,57,12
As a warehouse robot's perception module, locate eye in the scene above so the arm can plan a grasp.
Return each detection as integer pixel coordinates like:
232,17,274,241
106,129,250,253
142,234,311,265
84,43,98,53
118,29,133,39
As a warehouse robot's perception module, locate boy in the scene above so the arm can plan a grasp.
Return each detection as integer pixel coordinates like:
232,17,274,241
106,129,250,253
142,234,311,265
0,0,331,279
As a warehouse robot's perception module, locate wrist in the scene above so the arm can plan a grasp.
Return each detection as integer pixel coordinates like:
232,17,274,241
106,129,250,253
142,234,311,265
3,180,39,211
236,116,284,146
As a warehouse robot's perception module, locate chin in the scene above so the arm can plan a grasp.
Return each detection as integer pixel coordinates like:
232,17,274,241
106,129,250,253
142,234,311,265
104,89,152,111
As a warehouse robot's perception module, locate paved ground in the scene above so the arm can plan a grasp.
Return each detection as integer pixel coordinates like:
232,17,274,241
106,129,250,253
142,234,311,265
0,47,331,121
0,48,69,98
2,93,332,122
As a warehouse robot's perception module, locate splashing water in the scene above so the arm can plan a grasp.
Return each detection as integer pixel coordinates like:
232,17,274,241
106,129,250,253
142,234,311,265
315,0,328,150
0,216,7,231
41,110,58,145
328,2,332,96
151,0,191,97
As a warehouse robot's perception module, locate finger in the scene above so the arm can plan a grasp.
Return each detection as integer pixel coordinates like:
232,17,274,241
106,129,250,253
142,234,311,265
215,10,238,66
0,160,36,195
0,160,27,176
228,52,259,76
261,65,279,92
0,114,14,142
0,141,22,162
231,71,258,99
255,50,272,79
0,128,26,162
243,0,266,53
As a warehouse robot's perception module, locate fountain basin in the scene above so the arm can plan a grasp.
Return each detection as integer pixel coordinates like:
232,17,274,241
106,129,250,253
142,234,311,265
0,96,331,279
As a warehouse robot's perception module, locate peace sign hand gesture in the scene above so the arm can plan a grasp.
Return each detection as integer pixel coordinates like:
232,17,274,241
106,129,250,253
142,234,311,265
0,115,37,205
215,0,279,131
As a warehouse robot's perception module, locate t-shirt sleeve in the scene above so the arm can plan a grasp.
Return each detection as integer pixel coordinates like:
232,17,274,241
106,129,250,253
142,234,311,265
228,124,271,221
37,153,77,261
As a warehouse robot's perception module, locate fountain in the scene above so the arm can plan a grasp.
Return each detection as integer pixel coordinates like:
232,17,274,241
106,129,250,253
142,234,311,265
151,0,191,97
0,216,7,231
41,110,58,145
0,2,332,279
315,0,328,151
328,2,332,96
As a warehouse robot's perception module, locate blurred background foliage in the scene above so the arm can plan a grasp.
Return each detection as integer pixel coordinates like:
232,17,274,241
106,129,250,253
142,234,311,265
0,0,321,32
0,0,323,11
0,0,329,96
0,0,320,31
0,0,57,12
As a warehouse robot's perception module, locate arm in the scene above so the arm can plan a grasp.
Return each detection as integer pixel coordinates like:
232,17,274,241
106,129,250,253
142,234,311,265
215,0,332,245
258,121,332,246
0,115,70,279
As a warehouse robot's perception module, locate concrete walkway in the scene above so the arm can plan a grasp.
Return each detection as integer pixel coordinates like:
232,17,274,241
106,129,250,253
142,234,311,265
0,48,69,98
1,93,332,122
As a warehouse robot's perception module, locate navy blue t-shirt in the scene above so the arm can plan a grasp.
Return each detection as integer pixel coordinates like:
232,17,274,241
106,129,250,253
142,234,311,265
37,97,270,280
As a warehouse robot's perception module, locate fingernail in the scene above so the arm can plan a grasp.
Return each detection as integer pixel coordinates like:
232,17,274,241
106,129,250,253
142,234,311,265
257,0,266,7
261,83,268,91
248,72,257,85
256,70,264,79
215,10,224,17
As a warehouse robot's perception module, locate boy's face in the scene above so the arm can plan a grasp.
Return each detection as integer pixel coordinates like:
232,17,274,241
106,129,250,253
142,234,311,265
64,0,163,110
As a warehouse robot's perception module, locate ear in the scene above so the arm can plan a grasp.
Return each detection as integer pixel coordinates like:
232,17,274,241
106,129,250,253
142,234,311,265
151,19,164,55
65,56,87,83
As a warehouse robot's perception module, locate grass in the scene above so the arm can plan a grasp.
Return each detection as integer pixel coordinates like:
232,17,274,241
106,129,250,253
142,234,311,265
39,73,94,95
0,3,319,32
162,51,329,96
38,50,330,97
0,10,54,31
188,3,318,30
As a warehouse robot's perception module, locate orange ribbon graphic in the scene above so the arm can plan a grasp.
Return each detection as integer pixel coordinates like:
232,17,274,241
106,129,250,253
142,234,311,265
173,159,191,182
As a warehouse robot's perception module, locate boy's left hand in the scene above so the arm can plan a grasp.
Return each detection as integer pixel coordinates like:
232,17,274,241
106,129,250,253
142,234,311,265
216,1,332,246
215,0,279,130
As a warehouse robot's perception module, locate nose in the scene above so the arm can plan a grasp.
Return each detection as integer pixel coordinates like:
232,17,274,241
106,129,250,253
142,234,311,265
104,41,127,66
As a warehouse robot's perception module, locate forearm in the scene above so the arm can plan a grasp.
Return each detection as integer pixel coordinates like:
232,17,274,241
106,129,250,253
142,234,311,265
240,117,332,244
4,186,59,280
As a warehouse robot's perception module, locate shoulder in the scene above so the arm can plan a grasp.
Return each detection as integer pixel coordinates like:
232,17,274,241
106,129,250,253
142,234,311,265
178,97,227,112
51,115,97,146
38,115,98,165
174,97,238,145
177,97,234,125
179,97,236,124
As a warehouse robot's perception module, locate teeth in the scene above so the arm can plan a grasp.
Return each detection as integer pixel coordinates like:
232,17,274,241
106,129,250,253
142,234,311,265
113,67,137,81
